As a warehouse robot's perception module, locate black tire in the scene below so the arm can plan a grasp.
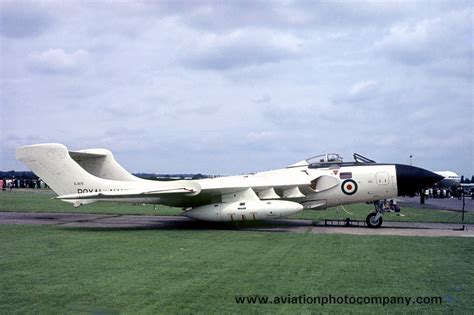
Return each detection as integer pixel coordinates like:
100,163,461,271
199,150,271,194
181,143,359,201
366,212,383,228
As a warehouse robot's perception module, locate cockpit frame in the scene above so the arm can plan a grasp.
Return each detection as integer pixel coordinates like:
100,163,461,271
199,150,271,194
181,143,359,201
302,153,376,169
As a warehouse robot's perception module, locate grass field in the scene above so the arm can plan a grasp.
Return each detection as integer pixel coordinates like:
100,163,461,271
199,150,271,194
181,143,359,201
1,190,473,313
1,224,473,314
0,190,179,216
1,190,472,224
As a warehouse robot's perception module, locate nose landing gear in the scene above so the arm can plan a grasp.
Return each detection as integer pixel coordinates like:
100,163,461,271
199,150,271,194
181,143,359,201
366,201,386,228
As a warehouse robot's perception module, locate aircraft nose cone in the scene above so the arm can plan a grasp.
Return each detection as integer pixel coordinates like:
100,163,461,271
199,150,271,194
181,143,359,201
395,164,444,196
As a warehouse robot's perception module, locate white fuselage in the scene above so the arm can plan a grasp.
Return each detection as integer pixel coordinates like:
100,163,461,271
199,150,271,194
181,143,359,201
17,143,410,222
70,163,398,211
181,164,398,221
434,171,461,188
193,164,398,207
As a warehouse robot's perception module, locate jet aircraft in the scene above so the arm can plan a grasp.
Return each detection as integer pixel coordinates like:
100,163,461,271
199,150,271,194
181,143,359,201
434,171,461,188
16,143,442,228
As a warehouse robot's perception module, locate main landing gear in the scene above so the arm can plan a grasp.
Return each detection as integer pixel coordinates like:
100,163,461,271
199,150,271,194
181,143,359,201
366,201,385,228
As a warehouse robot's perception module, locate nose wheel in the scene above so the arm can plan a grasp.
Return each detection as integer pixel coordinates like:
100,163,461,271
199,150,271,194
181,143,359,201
366,201,385,228
366,212,383,228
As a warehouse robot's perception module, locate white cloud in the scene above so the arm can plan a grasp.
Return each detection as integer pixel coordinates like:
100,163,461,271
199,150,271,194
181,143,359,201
252,94,272,104
28,49,89,74
410,108,434,121
246,131,276,141
349,80,378,96
374,9,471,70
183,29,302,70
1,1,472,175
0,0,55,38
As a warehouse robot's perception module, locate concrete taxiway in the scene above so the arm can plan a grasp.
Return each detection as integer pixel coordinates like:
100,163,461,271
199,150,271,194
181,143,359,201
0,212,472,237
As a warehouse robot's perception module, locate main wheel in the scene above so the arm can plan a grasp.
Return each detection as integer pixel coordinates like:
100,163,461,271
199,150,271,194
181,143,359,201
366,212,383,228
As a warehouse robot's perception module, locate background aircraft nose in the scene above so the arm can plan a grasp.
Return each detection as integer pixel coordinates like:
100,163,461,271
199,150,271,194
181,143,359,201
395,164,444,196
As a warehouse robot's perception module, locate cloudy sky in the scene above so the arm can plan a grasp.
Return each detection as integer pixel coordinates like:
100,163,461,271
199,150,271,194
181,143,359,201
1,0,472,176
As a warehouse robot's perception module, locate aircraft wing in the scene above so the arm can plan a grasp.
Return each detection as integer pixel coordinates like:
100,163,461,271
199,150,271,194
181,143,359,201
55,174,341,207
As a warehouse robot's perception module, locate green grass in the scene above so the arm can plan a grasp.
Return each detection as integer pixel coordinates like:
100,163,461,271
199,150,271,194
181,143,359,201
0,190,181,216
1,190,472,224
0,224,472,314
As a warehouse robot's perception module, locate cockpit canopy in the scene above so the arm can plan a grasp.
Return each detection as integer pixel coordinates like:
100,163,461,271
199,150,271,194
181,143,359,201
306,153,343,165
287,153,375,168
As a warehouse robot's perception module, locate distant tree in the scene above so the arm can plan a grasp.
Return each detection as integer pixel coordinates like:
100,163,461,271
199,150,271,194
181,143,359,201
460,175,465,183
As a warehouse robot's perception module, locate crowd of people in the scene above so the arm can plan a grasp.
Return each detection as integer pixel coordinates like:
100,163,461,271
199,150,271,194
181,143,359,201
0,178,47,191
423,186,470,199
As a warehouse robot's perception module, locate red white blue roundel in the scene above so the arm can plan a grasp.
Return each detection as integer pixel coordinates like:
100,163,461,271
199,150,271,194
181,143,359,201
341,179,358,195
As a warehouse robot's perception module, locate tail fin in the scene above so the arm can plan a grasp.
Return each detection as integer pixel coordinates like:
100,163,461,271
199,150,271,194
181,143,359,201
69,148,140,182
16,143,112,196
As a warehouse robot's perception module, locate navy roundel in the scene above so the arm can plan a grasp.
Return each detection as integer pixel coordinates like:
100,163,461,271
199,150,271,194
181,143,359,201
341,179,358,195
